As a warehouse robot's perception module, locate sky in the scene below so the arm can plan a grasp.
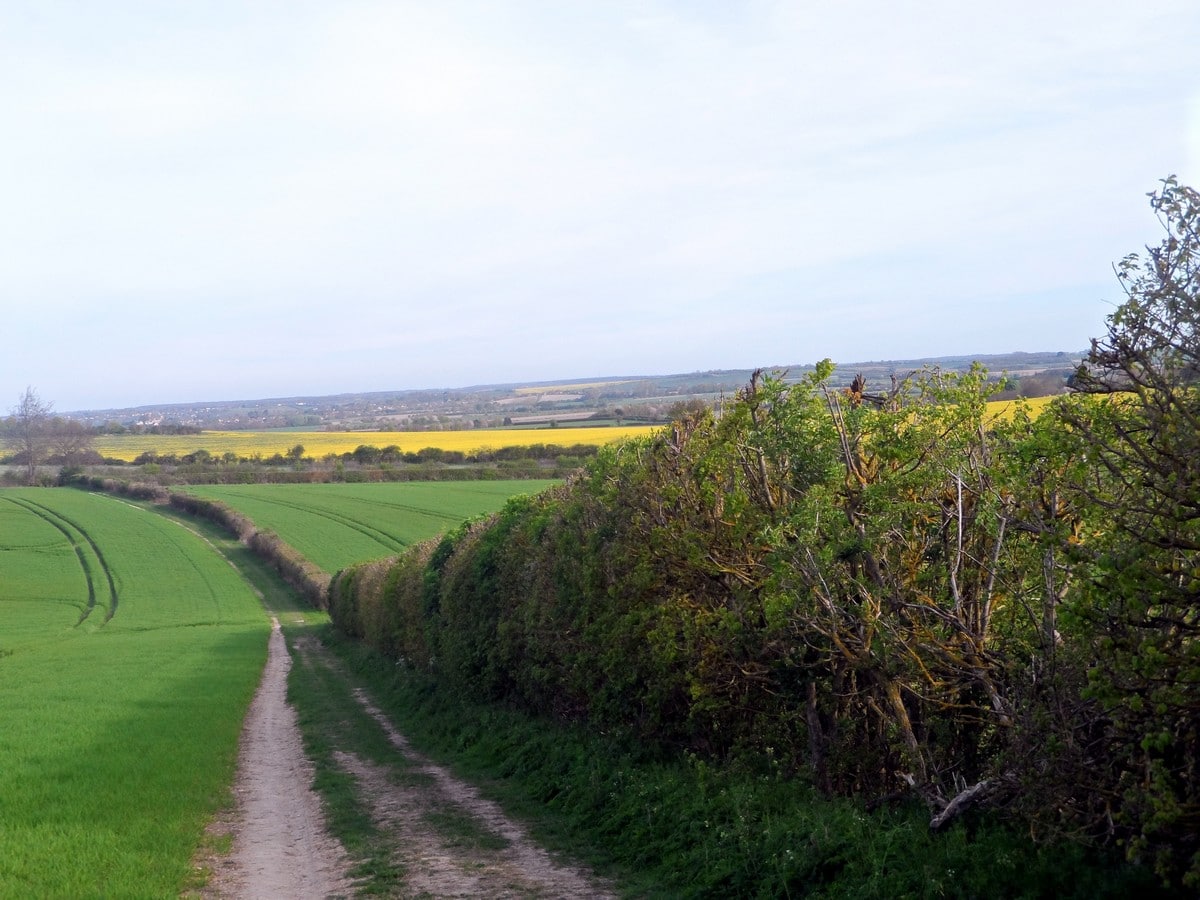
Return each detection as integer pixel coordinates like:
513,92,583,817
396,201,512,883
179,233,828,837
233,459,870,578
2,1,1198,412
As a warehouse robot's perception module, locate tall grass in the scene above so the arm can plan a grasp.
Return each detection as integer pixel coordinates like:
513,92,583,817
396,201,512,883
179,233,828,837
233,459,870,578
318,628,1173,898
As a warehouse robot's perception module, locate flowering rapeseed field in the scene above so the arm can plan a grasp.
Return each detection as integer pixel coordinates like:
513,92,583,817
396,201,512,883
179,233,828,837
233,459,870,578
92,426,659,462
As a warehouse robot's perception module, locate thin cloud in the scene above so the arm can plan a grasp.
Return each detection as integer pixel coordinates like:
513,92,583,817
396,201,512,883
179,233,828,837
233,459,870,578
0,1,1196,409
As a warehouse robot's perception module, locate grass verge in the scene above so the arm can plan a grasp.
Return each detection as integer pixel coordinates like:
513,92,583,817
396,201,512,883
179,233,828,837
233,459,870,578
155,501,405,892
312,627,1179,899
284,627,408,894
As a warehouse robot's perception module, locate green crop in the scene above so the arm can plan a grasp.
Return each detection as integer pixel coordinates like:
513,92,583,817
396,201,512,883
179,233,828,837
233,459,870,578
180,481,558,572
0,489,269,898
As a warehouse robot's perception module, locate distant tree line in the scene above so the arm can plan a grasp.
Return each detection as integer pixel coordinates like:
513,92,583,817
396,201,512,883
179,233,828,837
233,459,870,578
116,441,598,470
48,442,600,486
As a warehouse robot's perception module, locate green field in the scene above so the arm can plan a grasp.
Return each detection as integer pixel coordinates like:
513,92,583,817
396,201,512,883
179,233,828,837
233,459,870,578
179,480,560,572
0,488,269,898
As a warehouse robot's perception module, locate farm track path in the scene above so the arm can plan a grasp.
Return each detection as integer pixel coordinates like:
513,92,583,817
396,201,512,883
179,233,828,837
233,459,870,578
293,633,618,899
196,617,356,899
198,617,615,899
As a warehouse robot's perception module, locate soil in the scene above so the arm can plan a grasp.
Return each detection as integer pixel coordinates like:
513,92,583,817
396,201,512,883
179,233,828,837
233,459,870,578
194,617,614,899
195,618,356,899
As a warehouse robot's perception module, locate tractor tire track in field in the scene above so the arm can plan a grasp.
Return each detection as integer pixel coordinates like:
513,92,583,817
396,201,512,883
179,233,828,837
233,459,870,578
320,493,468,527
5,496,117,624
217,493,412,556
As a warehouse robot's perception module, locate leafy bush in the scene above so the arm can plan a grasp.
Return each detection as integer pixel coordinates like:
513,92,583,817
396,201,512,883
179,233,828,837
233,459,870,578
329,181,1200,890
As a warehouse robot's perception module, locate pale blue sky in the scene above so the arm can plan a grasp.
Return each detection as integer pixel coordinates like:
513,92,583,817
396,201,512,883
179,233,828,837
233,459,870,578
2,1,1198,411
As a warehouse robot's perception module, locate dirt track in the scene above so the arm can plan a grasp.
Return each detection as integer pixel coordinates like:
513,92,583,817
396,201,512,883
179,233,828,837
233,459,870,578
196,616,614,899
198,618,355,898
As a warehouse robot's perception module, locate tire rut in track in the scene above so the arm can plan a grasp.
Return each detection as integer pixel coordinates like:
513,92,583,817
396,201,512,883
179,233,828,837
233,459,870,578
197,618,356,899
293,635,617,899
180,504,612,898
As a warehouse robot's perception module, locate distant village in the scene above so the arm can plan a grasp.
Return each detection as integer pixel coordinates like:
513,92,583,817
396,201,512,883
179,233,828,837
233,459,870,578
67,351,1079,433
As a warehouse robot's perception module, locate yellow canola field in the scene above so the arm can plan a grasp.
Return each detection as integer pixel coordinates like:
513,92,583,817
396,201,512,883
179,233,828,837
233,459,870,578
92,425,660,462
984,395,1057,419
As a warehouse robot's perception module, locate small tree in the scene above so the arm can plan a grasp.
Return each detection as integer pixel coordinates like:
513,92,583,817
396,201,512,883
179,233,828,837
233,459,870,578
48,417,95,465
5,387,53,484
1061,176,1200,886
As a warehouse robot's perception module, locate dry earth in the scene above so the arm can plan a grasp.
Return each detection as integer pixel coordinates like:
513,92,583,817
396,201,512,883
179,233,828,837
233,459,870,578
194,617,614,899
195,618,356,899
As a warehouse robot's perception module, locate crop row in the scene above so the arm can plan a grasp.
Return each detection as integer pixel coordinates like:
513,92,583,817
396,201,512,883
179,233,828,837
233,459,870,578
0,489,269,896
177,481,559,572
1,476,589,896
4,495,118,625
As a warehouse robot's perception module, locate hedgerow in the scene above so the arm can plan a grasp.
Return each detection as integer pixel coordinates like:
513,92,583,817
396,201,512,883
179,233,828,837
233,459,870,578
331,350,1196,889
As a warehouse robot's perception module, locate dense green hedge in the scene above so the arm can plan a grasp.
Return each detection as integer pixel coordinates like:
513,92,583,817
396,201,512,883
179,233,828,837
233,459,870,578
326,628,1169,899
330,357,1199,890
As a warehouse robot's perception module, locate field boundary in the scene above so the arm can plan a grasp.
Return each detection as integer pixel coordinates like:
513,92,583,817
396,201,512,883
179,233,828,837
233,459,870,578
203,491,411,557
76,480,332,610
